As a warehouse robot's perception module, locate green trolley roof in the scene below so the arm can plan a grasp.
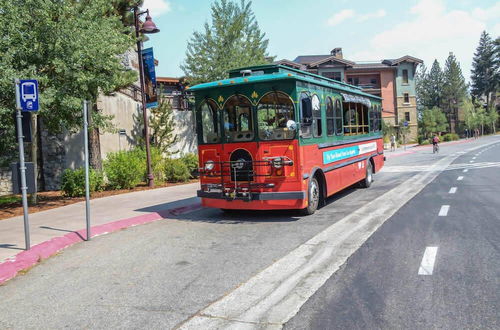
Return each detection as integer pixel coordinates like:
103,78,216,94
188,64,382,101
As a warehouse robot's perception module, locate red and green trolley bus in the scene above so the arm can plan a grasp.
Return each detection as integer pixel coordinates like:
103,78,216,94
189,64,384,215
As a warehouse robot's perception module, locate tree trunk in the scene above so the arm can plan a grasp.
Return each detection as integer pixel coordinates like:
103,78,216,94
88,102,102,170
30,113,38,205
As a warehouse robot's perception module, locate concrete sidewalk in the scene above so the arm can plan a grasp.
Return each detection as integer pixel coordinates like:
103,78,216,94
0,182,200,262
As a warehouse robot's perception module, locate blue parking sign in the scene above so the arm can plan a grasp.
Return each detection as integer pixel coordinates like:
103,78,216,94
16,79,39,111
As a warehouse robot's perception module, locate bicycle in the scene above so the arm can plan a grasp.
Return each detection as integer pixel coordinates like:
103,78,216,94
433,143,439,154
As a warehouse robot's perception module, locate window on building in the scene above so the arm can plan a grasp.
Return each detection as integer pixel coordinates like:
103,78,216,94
402,69,409,84
326,97,334,136
403,93,410,104
405,112,410,122
370,78,377,85
312,94,322,138
334,99,343,135
322,72,342,81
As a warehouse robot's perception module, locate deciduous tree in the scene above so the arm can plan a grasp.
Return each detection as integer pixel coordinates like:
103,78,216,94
0,0,137,171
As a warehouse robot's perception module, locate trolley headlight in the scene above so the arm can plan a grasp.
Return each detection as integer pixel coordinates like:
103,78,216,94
204,160,215,171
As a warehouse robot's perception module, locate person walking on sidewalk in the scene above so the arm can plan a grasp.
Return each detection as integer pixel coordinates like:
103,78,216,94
390,134,396,151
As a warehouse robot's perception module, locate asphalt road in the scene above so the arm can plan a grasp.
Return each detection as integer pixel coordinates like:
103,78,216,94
285,139,500,330
1,136,499,329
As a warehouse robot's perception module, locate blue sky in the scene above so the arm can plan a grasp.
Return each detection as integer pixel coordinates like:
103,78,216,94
143,0,500,80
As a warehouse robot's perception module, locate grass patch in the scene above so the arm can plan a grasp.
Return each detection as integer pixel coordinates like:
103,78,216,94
0,195,21,206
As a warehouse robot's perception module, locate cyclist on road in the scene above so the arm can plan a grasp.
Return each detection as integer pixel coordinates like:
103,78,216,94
432,134,440,153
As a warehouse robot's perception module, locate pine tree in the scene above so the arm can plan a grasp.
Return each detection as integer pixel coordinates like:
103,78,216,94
427,60,445,108
415,63,428,112
150,95,178,155
415,60,444,110
471,31,497,107
442,53,467,132
181,0,271,85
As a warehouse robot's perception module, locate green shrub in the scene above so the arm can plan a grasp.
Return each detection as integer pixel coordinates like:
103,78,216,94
164,158,190,182
180,153,199,178
60,168,104,197
442,133,459,142
104,150,145,189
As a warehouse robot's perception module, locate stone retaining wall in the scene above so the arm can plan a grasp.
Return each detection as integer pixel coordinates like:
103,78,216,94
0,168,13,196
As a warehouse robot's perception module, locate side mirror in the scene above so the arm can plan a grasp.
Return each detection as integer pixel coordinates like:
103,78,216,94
286,120,297,131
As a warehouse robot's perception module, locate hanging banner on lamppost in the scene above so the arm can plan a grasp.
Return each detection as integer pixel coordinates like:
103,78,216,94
141,47,158,108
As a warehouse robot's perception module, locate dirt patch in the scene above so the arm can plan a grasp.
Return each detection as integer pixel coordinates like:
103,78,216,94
0,180,198,221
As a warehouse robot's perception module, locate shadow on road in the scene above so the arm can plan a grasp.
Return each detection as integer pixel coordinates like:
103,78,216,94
134,197,199,213
166,184,361,225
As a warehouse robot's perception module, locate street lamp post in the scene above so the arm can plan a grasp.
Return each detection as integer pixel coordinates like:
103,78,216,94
134,7,160,187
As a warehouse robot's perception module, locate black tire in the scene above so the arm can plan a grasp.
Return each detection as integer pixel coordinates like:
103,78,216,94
300,177,320,216
360,160,373,188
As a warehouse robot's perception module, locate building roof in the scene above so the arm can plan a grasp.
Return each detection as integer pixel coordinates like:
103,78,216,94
308,55,355,68
273,59,304,69
291,51,423,71
382,55,423,66
157,77,180,84
293,55,330,64
350,62,396,70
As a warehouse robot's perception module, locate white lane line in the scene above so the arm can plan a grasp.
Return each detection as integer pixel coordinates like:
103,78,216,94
449,187,457,194
472,157,476,160
457,176,464,181
470,160,474,163
439,205,450,216
418,247,439,275
178,156,460,329
463,169,468,173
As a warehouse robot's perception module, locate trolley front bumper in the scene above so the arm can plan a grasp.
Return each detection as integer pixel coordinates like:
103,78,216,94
197,190,305,201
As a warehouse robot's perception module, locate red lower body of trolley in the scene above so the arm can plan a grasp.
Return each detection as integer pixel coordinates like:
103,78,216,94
197,138,384,212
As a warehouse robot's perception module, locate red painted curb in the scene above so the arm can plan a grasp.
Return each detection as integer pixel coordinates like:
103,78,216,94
0,202,202,285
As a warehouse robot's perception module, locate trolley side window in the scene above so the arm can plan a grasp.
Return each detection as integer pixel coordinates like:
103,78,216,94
200,100,220,144
326,97,334,136
334,99,343,136
312,94,322,138
257,92,295,140
300,92,312,138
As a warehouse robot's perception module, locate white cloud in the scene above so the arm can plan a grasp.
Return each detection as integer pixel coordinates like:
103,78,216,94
142,0,171,17
350,0,498,81
358,9,386,22
327,9,355,26
472,2,500,21
327,9,386,26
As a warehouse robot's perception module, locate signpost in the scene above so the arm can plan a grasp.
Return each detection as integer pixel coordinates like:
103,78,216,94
83,101,91,241
15,79,39,250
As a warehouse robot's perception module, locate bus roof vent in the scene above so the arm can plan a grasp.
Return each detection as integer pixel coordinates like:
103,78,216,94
240,69,252,77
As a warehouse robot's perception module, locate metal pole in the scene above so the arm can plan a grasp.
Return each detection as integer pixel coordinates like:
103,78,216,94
135,7,154,187
15,81,30,250
83,100,91,241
